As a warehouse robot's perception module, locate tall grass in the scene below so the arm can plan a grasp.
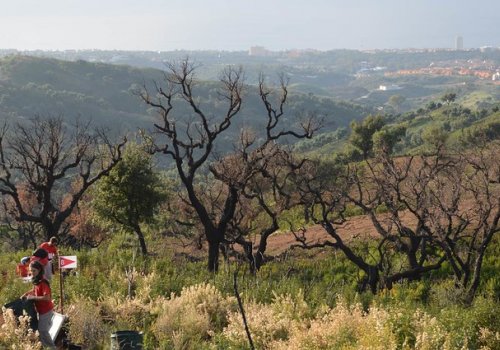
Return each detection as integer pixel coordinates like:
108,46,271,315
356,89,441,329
0,234,499,349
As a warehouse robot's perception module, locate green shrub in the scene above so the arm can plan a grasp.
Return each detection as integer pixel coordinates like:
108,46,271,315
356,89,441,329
151,283,237,349
65,297,109,349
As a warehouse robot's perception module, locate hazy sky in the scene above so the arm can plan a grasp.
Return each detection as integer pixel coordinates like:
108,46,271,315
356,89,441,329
1,0,498,51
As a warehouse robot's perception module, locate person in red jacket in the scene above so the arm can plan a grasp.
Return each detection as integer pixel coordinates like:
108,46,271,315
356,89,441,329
39,237,59,281
30,247,50,282
16,256,30,277
39,237,59,261
22,260,56,349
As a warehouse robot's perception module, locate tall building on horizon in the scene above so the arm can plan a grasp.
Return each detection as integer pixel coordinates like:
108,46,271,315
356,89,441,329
456,35,464,50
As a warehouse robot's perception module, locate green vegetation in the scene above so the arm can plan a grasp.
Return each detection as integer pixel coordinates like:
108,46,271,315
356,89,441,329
92,143,169,256
0,56,369,141
0,54,499,349
301,96,500,160
1,235,499,349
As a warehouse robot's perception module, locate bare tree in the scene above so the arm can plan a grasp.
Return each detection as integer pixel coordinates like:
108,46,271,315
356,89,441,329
0,117,126,242
224,142,309,272
356,140,500,300
294,159,387,293
1,183,44,249
295,138,499,298
140,59,318,271
343,151,449,291
294,153,447,292
425,141,500,302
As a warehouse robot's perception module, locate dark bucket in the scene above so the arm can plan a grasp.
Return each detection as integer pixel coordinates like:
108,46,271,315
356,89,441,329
110,330,143,350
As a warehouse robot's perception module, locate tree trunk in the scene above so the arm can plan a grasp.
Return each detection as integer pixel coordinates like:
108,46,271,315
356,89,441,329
236,238,256,274
253,221,279,271
254,235,270,271
208,240,220,272
42,221,58,241
134,225,148,256
322,221,380,293
363,266,380,293
407,236,420,268
253,252,264,272
465,254,486,305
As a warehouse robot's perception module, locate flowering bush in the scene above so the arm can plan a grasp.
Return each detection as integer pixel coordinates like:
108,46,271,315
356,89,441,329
478,327,500,350
223,290,312,349
223,297,497,350
151,283,236,349
99,293,151,330
0,308,41,350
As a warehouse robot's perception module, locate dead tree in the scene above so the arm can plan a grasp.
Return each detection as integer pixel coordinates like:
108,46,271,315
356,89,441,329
424,141,500,302
0,117,126,241
291,149,453,293
294,159,385,293
1,185,44,249
208,141,309,272
344,150,450,290
356,127,500,299
235,144,309,272
140,60,318,272
354,140,500,301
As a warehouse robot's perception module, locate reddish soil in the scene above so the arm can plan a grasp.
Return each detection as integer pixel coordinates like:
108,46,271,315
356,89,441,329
264,218,374,255
168,211,419,259
264,213,390,255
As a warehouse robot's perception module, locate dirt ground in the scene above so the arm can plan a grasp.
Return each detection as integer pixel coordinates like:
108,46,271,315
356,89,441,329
167,211,419,259
268,209,424,255
264,217,377,255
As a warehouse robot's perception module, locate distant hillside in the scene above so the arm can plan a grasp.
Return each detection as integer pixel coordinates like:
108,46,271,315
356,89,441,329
0,56,158,132
398,103,500,154
0,56,369,142
295,99,500,159
3,48,498,111
4,55,496,160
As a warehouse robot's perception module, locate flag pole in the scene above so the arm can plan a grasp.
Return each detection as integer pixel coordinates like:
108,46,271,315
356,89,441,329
58,256,64,314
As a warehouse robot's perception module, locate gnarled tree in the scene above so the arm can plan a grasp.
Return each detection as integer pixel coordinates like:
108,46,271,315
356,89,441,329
426,141,500,302
140,59,318,271
353,136,500,300
0,117,126,242
296,130,499,298
1,182,44,249
294,158,387,293
214,138,311,272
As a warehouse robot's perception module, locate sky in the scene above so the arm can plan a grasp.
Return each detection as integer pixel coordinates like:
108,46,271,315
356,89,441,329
0,0,498,51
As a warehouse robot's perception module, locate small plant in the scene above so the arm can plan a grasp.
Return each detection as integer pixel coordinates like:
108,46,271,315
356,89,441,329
151,283,237,349
0,308,42,350
100,293,151,330
65,298,109,348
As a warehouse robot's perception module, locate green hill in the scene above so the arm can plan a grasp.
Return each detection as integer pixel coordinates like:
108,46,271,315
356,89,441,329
294,99,500,159
0,56,369,141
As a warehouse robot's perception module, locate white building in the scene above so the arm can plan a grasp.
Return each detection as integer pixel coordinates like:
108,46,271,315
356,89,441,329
379,84,401,91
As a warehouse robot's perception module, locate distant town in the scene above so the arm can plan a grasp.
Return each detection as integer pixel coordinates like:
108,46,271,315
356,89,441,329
1,44,499,82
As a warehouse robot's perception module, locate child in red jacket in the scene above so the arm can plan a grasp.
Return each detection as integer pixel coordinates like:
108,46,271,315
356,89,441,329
16,256,30,277
22,260,56,349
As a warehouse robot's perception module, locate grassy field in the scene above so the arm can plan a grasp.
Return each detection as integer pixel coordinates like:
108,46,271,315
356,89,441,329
1,232,499,349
